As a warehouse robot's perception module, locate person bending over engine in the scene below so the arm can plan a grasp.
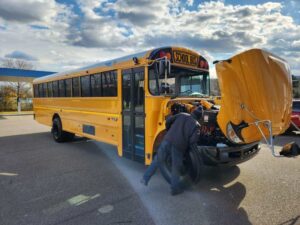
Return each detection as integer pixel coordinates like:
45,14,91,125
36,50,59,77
141,105,202,195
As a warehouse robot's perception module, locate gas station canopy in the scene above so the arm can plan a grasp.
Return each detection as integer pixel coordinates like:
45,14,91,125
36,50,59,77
0,68,55,82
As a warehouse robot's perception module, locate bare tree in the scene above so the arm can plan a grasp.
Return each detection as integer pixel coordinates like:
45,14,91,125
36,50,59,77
2,58,34,70
1,59,35,111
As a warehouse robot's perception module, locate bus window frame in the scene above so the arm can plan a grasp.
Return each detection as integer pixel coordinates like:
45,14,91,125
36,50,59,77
91,73,102,97
52,80,59,97
33,84,39,98
58,79,66,97
65,78,72,97
38,83,43,97
148,64,210,97
80,75,91,97
47,82,53,97
72,77,80,97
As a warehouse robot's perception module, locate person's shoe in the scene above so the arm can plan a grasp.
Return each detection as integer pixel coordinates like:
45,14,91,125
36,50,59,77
171,188,184,196
140,178,148,186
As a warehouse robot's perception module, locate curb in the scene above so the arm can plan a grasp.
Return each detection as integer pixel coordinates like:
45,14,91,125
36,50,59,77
0,113,33,116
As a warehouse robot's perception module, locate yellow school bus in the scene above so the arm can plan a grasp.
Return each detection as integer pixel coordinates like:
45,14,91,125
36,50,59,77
33,46,292,179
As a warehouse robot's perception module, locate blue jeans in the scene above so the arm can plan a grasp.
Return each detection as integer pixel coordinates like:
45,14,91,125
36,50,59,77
171,145,184,191
143,141,183,191
158,141,183,191
143,154,159,185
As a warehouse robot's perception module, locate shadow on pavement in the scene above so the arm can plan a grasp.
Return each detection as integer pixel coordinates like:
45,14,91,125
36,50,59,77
274,135,300,146
279,215,300,225
96,140,251,225
0,132,155,225
193,166,250,225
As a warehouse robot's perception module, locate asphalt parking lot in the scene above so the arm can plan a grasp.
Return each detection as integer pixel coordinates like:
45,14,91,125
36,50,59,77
0,115,299,225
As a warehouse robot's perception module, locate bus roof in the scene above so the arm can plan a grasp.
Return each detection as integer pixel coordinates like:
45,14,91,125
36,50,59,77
33,46,203,83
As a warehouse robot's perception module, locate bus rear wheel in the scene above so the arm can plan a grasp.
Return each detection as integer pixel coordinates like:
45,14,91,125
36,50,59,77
52,117,74,142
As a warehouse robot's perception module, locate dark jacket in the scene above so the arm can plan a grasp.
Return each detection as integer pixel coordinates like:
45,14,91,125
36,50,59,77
164,113,200,152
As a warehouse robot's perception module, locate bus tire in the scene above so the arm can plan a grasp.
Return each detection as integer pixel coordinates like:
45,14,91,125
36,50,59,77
193,146,204,183
158,147,199,185
52,117,74,142
158,145,204,185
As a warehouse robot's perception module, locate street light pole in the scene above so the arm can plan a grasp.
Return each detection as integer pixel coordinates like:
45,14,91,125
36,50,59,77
17,82,21,113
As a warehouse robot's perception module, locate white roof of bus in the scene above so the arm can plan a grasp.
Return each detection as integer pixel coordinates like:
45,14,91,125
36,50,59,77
33,46,202,83
34,50,149,83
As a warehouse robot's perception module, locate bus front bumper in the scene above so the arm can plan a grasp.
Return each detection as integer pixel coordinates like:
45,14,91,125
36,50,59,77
201,142,260,166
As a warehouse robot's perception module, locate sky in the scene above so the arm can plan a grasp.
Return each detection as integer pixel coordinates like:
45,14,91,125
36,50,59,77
0,0,300,78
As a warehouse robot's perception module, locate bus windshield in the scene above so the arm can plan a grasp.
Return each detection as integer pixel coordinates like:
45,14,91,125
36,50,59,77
149,65,209,97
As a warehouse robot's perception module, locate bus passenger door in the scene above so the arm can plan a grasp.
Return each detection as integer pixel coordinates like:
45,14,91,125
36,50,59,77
122,67,145,163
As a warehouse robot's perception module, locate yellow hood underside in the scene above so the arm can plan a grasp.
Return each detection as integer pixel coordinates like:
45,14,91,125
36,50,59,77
216,48,292,144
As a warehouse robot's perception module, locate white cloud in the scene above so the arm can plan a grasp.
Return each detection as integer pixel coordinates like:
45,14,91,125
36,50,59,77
0,0,58,23
5,50,37,61
76,0,106,20
0,0,299,77
292,40,300,48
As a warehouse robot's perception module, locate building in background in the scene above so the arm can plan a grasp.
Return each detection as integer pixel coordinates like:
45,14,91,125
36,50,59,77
210,78,220,96
0,68,55,112
292,75,300,99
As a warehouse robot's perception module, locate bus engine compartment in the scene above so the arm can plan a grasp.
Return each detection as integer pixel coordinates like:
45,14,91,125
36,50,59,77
163,99,260,183
169,100,259,155
160,48,294,183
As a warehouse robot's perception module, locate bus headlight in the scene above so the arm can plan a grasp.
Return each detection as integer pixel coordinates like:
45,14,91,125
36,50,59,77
226,122,243,144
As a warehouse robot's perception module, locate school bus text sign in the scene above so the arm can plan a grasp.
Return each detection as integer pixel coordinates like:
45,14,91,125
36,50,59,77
173,50,199,67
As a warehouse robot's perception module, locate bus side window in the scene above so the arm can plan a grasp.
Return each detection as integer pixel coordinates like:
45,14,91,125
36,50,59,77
65,79,72,97
102,71,117,97
91,74,102,97
148,68,159,95
111,71,117,96
43,83,47,97
72,77,80,97
134,71,144,111
38,84,43,97
47,82,53,97
53,81,59,97
102,72,109,96
81,75,91,97
59,80,66,97
34,84,39,97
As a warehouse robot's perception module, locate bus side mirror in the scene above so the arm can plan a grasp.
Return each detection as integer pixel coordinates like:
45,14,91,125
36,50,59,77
158,59,171,76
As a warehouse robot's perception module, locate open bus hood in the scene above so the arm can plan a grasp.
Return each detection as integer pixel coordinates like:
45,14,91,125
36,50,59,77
215,49,292,144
